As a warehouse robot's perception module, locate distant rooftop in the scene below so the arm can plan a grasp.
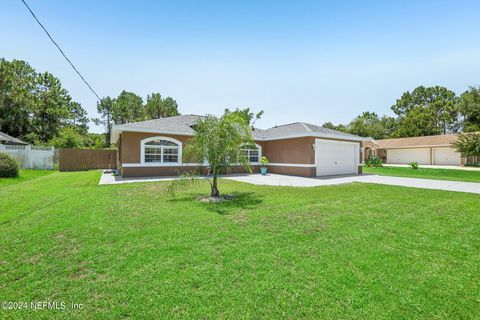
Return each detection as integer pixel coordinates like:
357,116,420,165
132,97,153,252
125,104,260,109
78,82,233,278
0,131,28,145
365,134,459,149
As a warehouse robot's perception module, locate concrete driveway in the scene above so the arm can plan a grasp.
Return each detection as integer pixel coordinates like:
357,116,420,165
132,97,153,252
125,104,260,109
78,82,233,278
224,174,480,194
99,171,480,194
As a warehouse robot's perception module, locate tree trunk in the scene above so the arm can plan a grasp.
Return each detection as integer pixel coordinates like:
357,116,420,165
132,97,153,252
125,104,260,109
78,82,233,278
106,114,112,147
211,175,220,197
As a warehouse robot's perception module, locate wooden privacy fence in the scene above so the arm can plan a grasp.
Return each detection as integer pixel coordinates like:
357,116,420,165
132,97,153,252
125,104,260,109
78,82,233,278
59,148,116,171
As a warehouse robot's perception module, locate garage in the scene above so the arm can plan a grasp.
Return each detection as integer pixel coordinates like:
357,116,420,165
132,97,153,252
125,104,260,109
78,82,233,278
366,134,464,167
387,148,430,165
315,139,359,176
433,147,461,165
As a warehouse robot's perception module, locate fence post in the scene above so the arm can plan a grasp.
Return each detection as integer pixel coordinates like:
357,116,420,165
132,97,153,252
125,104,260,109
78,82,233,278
25,144,32,169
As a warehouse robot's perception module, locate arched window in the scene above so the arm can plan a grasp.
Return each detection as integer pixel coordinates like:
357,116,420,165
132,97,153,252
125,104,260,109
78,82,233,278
240,143,262,163
141,137,182,165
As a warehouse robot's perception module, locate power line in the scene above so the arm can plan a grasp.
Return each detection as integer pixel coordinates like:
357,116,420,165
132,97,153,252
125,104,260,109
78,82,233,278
19,0,101,101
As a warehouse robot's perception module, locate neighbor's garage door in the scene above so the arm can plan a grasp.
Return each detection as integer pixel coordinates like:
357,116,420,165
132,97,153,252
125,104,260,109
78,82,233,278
387,148,430,165
433,147,461,165
315,139,359,176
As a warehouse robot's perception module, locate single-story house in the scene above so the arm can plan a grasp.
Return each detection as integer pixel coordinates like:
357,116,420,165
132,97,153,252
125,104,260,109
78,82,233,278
111,114,366,178
363,134,472,166
0,131,28,145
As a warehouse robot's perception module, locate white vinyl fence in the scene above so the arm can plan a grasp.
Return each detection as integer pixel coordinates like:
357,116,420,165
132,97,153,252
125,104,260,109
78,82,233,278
0,145,55,170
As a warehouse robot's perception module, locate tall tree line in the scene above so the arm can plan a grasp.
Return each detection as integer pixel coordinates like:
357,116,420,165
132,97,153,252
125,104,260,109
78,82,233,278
0,58,89,144
0,58,180,147
94,91,180,147
324,85,480,140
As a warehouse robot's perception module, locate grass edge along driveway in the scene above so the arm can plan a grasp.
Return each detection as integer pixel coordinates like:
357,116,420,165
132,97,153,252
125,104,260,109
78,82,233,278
1,170,479,319
363,165,480,183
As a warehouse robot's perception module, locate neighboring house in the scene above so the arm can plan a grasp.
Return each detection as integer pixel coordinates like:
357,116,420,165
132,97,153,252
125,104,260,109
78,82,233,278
0,131,28,145
363,134,470,166
111,114,366,178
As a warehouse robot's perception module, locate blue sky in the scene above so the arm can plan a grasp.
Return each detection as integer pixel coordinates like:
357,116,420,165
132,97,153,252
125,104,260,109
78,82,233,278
2,0,480,133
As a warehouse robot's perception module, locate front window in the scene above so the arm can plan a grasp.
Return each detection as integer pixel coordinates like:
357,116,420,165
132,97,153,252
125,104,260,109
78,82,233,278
240,145,260,163
144,139,179,163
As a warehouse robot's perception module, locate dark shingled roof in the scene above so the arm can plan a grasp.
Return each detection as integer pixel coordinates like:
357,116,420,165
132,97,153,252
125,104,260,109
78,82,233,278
115,114,202,135
259,122,361,140
112,114,364,142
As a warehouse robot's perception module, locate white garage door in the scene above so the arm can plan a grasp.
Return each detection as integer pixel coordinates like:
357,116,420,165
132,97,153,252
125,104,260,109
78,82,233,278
315,139,359,176
433,147,461,165
387,148,430,165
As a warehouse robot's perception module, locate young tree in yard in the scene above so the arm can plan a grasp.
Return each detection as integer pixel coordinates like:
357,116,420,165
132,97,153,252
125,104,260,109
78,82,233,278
186,112,255,197
459,86,480,132
224,107,264,125
453,133,480,159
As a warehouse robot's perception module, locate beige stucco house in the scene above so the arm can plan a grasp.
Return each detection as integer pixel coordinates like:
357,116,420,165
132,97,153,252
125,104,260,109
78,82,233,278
111,115,367,178
363,134,474,166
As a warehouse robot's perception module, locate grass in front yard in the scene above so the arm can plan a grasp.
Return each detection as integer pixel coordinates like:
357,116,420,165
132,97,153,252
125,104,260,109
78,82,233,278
0,169,56,186
1,171,479,319
363,165,480,182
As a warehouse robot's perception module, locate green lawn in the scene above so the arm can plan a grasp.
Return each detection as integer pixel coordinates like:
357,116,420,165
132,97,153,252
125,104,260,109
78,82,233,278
363,165,480,183
1,171,479,319
0,169,56,186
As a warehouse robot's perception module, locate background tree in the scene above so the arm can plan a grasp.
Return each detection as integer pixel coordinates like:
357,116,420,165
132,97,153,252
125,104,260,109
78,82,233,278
459,86,480,132
69,101,89,134
31,72,74,142
93,97,115,147
391,86,460,136
84,133,108,149
0,59,36,139
391,106,437,137
49,127,85,148
0,58,89,143
185,112,255,197
112,90,144,124
145,93,179,119
322,122,349,132
348,112,395,139
162,97,180,117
